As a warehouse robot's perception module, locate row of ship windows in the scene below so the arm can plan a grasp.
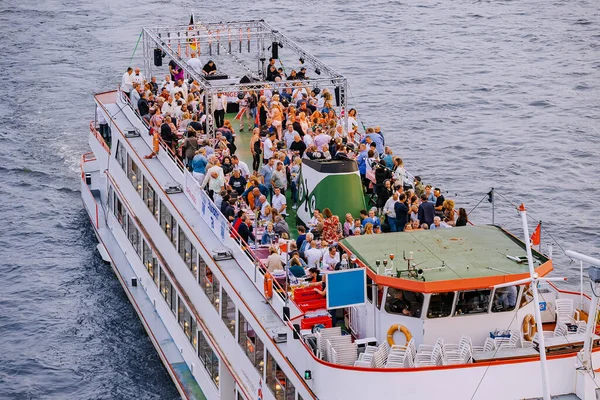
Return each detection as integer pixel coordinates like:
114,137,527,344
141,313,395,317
112,141,301,400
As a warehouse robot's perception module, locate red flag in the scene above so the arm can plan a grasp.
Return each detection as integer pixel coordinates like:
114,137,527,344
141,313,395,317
234,107,247,120
530,223,541,246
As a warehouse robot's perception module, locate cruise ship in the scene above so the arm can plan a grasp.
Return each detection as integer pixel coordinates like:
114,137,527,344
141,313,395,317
81,20,600,400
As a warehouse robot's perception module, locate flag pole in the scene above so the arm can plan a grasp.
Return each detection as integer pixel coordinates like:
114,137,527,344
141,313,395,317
538,220,542,253
519,204,551,400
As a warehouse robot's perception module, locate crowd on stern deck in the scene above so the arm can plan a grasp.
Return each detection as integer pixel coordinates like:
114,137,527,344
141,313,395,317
117,59,470,280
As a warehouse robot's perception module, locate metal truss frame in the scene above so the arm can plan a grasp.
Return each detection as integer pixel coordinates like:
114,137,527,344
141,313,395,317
142,20,348,137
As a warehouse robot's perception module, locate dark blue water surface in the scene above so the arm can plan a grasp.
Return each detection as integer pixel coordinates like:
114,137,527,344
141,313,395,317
0,0,598,398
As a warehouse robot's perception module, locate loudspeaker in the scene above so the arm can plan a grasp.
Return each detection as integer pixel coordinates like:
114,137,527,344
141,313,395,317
293,324,301,340
283,306,290,321
271,42,279,59
334,86,340,107
154,48,162,67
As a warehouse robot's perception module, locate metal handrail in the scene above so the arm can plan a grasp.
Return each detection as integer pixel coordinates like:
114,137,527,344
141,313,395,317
117,89,185,172
118,88,288,301
89,121,111,153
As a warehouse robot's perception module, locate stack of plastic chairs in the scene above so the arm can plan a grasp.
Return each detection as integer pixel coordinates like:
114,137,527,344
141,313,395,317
385,338,416,368
315,327,342,361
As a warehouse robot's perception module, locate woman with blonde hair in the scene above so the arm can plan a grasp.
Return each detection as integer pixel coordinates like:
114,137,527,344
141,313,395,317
443,199,456,226
363,222,374,235
270,97,284,139
299,112,309,135
265,245,283,272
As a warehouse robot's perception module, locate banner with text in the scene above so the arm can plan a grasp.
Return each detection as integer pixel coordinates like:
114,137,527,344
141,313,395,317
183,169,228,243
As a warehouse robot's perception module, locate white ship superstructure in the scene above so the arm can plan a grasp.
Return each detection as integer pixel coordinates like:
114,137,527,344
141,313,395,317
81,20,600,400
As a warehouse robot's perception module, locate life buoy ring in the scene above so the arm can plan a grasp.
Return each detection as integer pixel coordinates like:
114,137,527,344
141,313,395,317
264,273,273,300
522,314,537,341
387,324,412,346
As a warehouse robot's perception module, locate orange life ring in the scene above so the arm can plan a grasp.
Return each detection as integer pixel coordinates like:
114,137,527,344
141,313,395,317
264,273,273,300
522,314,537,341
387,324,412,346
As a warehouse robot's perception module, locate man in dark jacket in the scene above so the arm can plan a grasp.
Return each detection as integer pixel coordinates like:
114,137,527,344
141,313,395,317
238,215,255,244
418,194,435,227
394,193,409,232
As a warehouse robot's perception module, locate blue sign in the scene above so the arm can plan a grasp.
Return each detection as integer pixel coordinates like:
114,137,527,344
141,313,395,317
539,302,547,311
326,269,367,310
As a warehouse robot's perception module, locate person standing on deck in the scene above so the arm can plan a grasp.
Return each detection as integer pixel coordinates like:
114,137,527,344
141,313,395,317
259,158,275,200
187,52,202,73
213,93,227,128
249,128,262,172
121,67,133,99
384,193,399,232
394,193,409,232
417,193,435,227
191,148,208,184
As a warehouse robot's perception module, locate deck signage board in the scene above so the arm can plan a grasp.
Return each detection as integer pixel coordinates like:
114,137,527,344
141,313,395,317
183,169,227,243
325,268,367,310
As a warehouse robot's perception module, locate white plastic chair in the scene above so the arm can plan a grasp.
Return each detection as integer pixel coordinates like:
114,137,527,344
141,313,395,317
473,337,496,353
415,343,443,367
555,298,580,325
418,337,444,355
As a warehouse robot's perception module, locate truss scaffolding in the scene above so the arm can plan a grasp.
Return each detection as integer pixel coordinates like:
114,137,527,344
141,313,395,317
141,20,348,136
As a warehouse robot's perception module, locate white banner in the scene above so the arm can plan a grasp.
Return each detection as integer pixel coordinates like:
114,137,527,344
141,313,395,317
183,169,228,243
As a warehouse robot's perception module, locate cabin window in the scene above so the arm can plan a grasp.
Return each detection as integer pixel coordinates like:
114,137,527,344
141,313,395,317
115,141,126,171
384,288,424,318
198,331,219,388
520,284,534,308
238,313,264,375
160,270,176,316
266,351,295,400
178,227,197,276
126,215,141,256
427,292,455,318
366,277,383,308
177,296,195,347
142,241,159,285
221,290,236,336
159,201,178,247
127,155,142,195
199,260,220,312
114,196,126,230
491,285,519,312
143,178,158,220
454,289,491,316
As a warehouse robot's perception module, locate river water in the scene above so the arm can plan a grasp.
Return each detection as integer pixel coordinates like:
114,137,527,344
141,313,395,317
0,0,598,398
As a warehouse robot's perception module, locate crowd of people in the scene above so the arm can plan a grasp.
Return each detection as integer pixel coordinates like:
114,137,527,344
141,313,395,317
118,60,469,275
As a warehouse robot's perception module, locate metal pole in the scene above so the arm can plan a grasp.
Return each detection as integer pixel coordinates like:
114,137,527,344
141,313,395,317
581,260,584,310
372,283,378,338
491,188,495,225
519,204,551,400
565,249,600,369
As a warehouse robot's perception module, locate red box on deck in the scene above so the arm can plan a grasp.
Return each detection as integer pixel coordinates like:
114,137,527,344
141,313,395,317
293,287,323,302
301,315,332,330
297,298,327,313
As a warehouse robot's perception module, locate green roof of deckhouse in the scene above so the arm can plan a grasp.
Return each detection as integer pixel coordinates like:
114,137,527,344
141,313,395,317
340,225,547,283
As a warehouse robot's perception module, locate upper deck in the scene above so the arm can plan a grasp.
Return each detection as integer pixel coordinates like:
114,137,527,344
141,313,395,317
340,225,552,292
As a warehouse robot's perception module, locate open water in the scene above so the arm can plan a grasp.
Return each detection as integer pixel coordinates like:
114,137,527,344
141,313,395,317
0,0,598,398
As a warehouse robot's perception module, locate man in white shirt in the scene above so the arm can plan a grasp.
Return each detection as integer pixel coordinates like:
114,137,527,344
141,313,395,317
322,246,340,271
271,187,287,217
383,193,399,232
283,123,297,148
187,52,203,73
303,129,314,148
121,67,133,98
258,196,270,220
314,129,331,149
231,155,250,178
262,133,275,163
212,93,227,128
304,241,323,268
161,96,175,115
161,75,175,93
130,83,141,111
132,67,145,86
